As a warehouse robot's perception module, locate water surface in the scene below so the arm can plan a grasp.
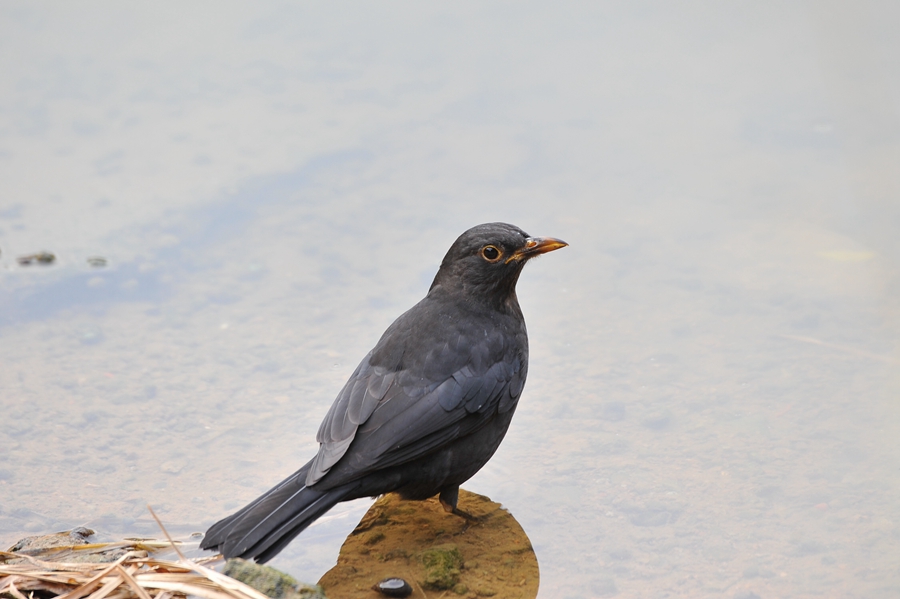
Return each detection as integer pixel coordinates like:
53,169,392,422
2,3,899,597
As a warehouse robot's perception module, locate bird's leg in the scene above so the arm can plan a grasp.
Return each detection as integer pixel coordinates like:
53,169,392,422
439,486,480,522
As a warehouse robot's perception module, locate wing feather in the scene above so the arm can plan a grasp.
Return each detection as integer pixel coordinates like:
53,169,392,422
307,301,527,488
308,352,399,484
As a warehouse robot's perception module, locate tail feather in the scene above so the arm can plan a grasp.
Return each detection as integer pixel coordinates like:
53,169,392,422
200,462,357,563
202,465,309,548
251,491,353,563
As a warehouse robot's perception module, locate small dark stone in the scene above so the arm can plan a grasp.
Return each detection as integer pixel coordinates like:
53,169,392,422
17,251,56,266
373,577,413,598
87,256,108,267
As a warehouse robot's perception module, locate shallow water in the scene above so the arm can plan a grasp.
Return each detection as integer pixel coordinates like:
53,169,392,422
2,3,899,598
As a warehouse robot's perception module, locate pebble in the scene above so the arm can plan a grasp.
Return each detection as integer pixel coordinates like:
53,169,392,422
372,578,412,598
17,252,55,265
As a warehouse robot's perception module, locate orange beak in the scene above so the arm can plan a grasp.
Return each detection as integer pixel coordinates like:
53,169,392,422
506,236,568,263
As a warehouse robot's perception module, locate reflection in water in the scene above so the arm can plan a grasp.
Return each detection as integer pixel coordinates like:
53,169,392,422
1,3,899,599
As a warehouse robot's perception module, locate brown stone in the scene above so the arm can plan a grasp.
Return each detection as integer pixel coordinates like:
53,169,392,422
319,489,538,599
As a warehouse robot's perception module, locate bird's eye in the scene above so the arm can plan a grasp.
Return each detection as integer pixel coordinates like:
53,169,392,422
481,245,502,262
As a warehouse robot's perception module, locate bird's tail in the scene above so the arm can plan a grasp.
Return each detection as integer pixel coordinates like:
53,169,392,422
200,461,357,563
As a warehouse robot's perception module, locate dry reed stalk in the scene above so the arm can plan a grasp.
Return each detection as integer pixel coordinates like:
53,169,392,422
1,508,276,599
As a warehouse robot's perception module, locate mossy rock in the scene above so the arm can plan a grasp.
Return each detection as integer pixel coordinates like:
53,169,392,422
420,543,463,590
224,558,327,599
319,489,538,599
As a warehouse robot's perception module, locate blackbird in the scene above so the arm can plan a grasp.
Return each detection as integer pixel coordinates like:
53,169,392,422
200,222,566,562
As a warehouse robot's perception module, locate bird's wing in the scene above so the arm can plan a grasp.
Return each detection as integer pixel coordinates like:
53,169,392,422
343,353,526,474
307,321,526,487
308,351,394,485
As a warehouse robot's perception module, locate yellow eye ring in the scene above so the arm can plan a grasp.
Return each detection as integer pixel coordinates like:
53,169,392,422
481,245,502,262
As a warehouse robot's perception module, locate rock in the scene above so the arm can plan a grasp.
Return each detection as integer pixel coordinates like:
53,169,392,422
421,544,463,590
7,527,95,553
5,528,133,564
319,489,539,599
223,558,327,599
17,252,56,266
373,577,413,598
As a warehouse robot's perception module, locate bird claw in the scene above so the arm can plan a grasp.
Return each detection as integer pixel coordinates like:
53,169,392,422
439,497,483,524
451,507,483,523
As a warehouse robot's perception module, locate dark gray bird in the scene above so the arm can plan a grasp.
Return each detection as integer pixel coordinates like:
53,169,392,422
200,222,566,563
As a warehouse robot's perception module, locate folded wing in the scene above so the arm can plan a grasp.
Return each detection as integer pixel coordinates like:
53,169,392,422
306,319,526,488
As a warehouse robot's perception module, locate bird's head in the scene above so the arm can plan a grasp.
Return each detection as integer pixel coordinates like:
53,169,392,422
429,222,567,307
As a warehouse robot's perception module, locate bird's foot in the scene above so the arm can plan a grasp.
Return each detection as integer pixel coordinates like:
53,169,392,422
439,497,483,523
451,506,483,522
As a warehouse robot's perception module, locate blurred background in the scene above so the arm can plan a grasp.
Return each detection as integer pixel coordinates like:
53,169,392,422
1,2,898,597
